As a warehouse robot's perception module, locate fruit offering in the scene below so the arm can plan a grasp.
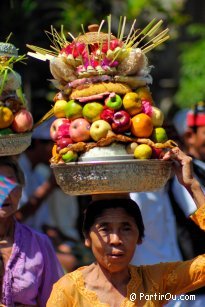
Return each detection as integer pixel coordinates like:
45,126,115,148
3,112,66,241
28,17,176,164
0,42,33,137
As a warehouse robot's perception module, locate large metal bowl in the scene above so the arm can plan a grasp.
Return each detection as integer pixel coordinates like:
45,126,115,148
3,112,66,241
0,133,32,156
51,159,173,195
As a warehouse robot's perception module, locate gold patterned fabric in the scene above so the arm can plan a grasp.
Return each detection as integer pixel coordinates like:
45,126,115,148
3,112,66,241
47,204,205,307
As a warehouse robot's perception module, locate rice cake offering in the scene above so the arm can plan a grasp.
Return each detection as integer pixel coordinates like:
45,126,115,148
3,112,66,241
27,17,175,194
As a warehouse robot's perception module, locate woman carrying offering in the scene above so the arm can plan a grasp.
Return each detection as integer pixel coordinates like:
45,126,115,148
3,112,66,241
47,147,205,306
0,156,63,307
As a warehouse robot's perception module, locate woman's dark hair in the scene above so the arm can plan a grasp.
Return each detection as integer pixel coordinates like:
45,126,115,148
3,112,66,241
0,156,25,185
83,198,145,242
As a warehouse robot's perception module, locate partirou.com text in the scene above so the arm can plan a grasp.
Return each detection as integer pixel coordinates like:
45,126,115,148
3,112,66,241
129,292,196,302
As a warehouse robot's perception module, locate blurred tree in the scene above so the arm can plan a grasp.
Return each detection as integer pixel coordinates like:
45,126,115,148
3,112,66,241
0,0,64,120
0,0,113,120
173,0,205,109
175,24,205,107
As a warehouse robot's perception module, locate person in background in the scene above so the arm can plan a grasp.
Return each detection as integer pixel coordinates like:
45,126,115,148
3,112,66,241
16,117,80,272
47,147,205,306
168,102,205,304
0,156,63,306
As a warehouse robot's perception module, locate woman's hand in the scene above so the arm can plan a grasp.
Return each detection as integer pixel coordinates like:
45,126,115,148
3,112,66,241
162,147,194,188
163,147,205,208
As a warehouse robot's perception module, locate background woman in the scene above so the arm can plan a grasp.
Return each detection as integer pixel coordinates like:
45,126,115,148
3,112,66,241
0,156,63,306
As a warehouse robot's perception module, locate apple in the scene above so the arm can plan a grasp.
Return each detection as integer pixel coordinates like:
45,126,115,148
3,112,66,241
111,110,131,133
53,99,68,118
151,107,164,127
82,102,104,123
62,150,78,163
100,108,115,124
69,118,91,142
65,99,83,120
56,136,73,150
105,93,122,110
122,92,142,116
50,118,71,141
11,109,33,132
90,120,112,141
151,147,163,159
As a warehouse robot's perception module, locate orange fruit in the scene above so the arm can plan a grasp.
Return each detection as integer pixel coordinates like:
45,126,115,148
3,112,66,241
131,113,153,138
135,86,154,105
0,106,14,129
52,144,58,156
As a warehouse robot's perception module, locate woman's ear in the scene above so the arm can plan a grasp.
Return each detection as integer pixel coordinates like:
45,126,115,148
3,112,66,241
85,236,91,248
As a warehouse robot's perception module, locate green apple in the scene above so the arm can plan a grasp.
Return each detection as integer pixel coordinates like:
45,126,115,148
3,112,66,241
151,107,164,127
62,150,78,163
90,120,112,141
65,100,83,120
152,127,168,143
105,93,122,110
82,102,104,123
53,99,68,118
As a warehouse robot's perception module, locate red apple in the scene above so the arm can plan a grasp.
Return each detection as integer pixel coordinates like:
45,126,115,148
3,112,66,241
100,108,115,124
151,147,163,159
56,136,73,150
50,118,71,141
69,118,91,142
111,110,131,133
11,109,33,132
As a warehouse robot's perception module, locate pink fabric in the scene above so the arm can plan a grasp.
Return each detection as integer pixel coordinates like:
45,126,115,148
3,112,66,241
2,221,63,306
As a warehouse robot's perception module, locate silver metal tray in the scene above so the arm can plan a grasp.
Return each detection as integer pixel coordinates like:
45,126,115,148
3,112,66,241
51,159,172,195
0,133,32,156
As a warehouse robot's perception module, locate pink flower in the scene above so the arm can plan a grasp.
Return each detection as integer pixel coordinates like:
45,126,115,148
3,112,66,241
142,100,153,117
60,42,87,58
101,57,118,67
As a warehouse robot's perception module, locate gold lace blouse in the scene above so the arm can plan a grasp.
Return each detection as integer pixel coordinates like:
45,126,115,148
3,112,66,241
47,205,205,307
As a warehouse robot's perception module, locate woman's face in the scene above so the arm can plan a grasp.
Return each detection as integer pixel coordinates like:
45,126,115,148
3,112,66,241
186,126,205,161
0,165,22,219
85,207,139,273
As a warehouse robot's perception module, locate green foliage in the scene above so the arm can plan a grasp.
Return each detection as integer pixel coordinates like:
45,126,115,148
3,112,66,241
127,0,188,28
175,24,205,107
57,1,94,33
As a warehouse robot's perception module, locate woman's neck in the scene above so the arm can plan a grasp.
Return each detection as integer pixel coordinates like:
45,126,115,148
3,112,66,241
88,262,130,287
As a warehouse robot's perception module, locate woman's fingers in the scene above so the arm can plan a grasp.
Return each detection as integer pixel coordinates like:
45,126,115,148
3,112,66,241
162,147,194,186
